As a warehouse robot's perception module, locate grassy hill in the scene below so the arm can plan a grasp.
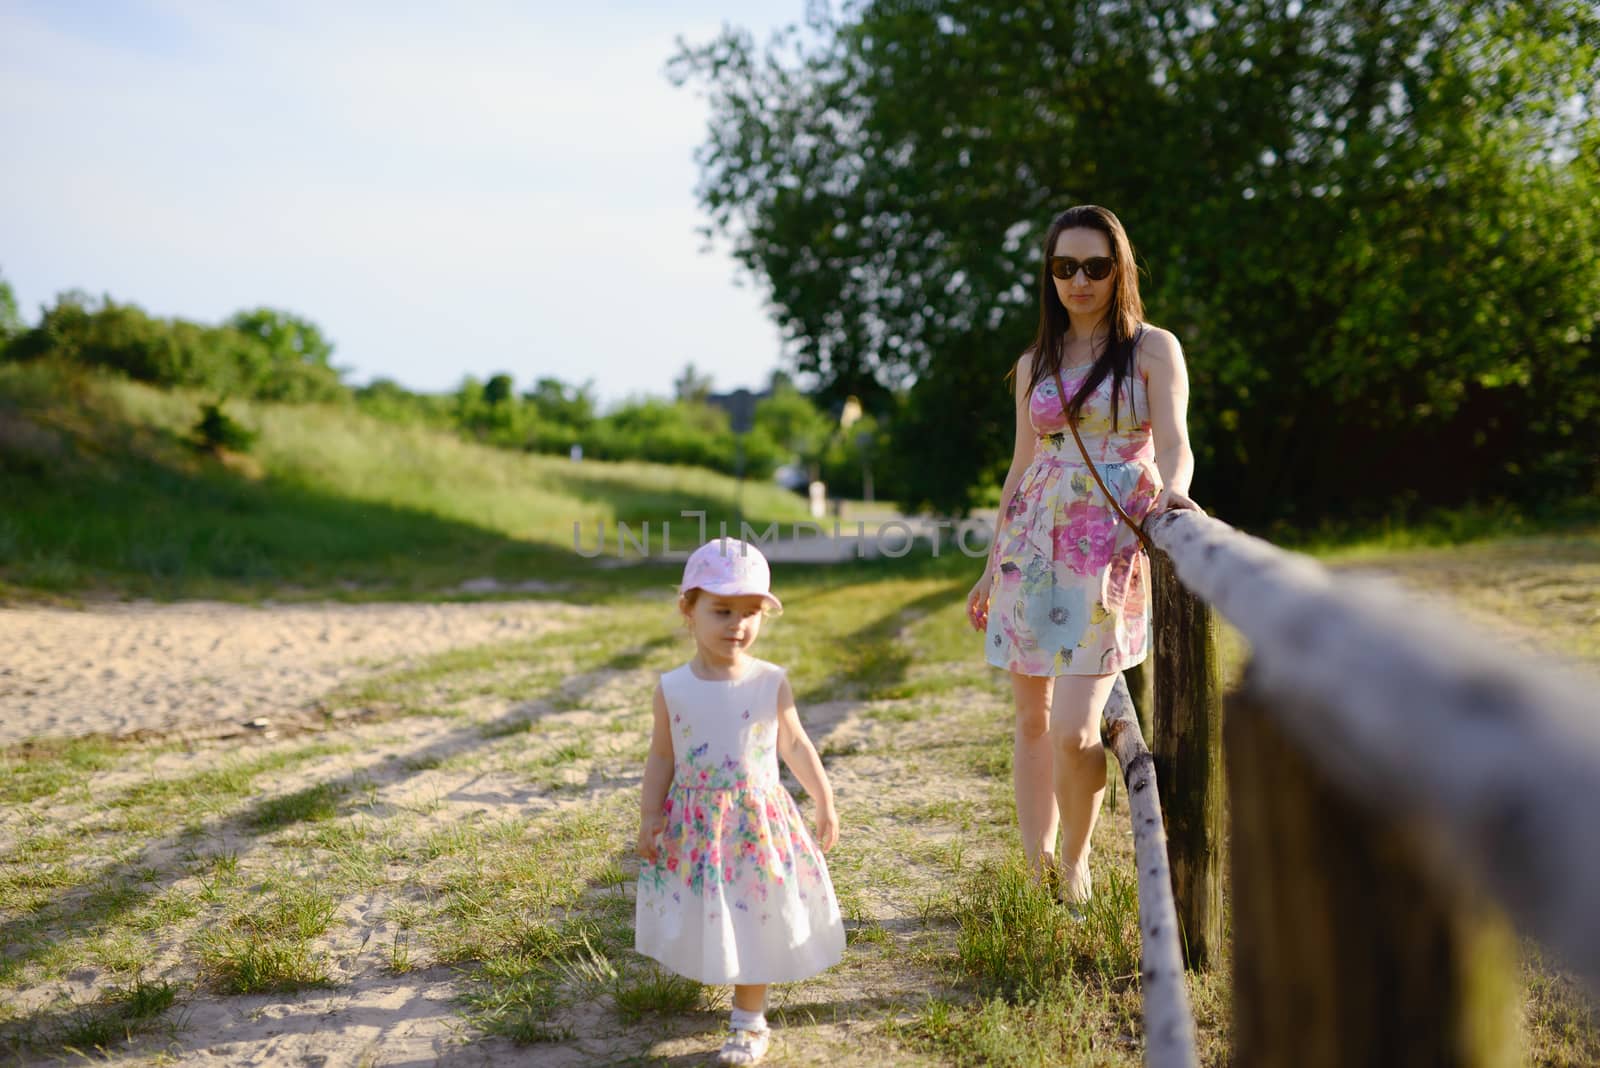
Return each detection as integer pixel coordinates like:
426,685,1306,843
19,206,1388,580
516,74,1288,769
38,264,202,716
0,363,817,601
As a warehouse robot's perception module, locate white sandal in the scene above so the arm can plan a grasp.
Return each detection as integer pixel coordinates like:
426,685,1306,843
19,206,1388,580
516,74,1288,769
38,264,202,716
716,1024,771,1065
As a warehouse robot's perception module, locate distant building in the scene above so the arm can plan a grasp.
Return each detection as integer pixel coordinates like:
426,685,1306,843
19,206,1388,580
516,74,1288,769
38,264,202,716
703,387,770,434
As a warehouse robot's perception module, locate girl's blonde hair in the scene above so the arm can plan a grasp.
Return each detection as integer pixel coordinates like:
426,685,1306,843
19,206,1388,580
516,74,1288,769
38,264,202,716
676,586,779,631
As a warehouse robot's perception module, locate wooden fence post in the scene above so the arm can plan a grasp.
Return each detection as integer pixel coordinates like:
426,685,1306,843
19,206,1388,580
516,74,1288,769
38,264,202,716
1150,547,1224,971
1226,676,1520,1068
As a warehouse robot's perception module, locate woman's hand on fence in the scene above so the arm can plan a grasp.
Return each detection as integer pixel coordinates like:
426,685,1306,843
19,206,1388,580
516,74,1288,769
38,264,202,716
966,567,995,632
1150,487,1202,517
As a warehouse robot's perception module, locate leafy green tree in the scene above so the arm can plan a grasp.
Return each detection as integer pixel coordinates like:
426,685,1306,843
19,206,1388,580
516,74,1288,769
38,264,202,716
9,292,203,385
580,396,783,479
355,378,454,427
0,269,22,346
673,362,714,405
483,373,516,408
752,380,833,475
523,376,597,430
673,0,1600,525
226,307,344,402
7,292,350,403
227,307,333,365
454,375,493,438
821,408,890,498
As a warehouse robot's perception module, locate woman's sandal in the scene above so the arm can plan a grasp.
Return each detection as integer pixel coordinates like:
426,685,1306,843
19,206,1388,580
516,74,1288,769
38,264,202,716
717,1024,771,1065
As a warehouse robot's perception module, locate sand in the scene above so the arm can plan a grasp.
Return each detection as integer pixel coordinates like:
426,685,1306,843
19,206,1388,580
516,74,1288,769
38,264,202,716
0,599,579,746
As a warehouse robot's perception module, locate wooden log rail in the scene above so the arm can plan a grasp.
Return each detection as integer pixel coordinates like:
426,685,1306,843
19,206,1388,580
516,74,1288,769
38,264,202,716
1102,673,1198,1068
1126,507,1600,1066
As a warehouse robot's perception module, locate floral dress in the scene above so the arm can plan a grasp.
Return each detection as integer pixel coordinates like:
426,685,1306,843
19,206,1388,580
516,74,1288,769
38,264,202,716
635,657,845,984
983,346,1162,676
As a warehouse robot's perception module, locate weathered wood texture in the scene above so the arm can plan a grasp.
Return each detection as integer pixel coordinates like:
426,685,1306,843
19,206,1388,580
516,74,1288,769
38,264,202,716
1102,674,1198,1068
1227,679,1519,1068
1145,508,1600,993
1150,547,1225,972
1123,656,1154,743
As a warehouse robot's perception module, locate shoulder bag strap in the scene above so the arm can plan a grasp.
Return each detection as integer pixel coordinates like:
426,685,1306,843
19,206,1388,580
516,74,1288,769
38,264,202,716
1054,364,1158,557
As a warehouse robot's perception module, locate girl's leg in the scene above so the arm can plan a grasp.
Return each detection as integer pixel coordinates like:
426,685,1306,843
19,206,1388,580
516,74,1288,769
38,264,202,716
1010,672,1057,876
1049,672,1118,901
723,984,771,1064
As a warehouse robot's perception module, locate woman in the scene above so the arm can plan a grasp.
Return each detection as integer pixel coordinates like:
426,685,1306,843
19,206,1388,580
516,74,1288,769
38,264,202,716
965,204,1200,909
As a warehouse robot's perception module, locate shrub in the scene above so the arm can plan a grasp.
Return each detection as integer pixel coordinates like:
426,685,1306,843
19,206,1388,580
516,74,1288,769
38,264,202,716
192,401,257,454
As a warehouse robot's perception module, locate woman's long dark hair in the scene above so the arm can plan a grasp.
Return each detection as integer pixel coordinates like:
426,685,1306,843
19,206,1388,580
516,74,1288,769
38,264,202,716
1012,205,1146,429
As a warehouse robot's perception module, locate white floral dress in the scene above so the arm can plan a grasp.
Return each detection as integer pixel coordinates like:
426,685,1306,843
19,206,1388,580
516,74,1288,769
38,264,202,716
634,658,845,984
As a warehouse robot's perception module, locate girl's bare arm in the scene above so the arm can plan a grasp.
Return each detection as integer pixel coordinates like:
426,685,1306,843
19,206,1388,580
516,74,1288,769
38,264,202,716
774,673,838,851
637,682,674,861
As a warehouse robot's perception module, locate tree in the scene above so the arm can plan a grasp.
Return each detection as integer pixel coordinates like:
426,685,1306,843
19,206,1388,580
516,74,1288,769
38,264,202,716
483,372,516,407
672,0,1600,525
226,308,334,366
0,269,22,346
523,376,597,429
355,377,452,427
6,292,350,403
673,362,714,405
225,307,344,402
752,380,833,473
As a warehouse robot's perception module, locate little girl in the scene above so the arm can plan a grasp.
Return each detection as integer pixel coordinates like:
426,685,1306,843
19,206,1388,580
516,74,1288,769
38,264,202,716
635,537,845,1066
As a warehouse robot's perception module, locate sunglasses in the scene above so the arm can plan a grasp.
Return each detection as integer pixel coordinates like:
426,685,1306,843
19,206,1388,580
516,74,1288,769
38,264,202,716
1048,255,1115,281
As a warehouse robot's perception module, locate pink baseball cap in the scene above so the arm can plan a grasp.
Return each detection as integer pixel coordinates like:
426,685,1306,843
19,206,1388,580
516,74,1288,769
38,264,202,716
679,537,783,613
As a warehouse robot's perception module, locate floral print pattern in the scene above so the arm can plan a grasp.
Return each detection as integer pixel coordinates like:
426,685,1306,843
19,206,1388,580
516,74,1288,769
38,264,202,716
635,658,845,984
984,362,1161,676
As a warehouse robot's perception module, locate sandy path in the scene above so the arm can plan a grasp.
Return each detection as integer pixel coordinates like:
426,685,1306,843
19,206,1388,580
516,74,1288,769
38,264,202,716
0,599,579,745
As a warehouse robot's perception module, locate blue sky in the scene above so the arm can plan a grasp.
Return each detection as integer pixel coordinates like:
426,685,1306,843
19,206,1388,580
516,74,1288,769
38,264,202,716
0,1,810,407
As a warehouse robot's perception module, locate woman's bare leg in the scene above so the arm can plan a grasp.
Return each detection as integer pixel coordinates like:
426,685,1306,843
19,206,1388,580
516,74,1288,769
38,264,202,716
1049,672,1118,901
1010,672,1057,876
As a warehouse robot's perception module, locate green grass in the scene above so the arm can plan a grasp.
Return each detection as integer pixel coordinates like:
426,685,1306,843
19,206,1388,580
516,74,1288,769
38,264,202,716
102,744,347,826
0,520,1596,1064
611,963,704,1023
25,977,180,1058
951,856,1140,1000
0,361,814,600
1279,498,1600,558
1522,944,1600,1067
1310,525,1600,661
0,738,121,804
249,782,350,830
193,880,340,994
0,739,358,997
196,936,332,995
890,979,1127,1068
456,912,634,1044
420,799,634,969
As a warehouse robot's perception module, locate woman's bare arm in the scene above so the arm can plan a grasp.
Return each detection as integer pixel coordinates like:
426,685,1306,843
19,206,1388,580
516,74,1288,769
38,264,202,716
1138,328,1198,507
